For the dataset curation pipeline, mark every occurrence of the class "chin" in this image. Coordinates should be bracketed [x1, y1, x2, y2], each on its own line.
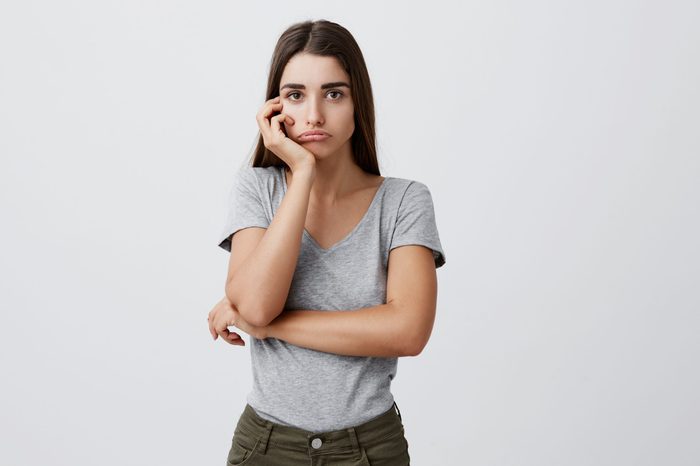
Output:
[305, 147, 333, 159]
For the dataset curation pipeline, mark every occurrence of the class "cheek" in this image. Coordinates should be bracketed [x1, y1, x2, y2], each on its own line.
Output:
[283, 105, 303, 121]
[280, 105, 294, 126]
[343, 112, 355, 133]
[331, 106, 354, 125]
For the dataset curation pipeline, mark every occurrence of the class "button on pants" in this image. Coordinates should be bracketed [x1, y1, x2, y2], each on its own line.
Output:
[225, 402, 410, 465]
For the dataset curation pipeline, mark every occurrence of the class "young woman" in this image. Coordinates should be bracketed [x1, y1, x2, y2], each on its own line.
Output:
[207, 19, 446, 465]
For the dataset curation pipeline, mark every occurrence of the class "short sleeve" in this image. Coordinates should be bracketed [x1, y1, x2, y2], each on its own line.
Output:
[216, 167, 270, 252]
[389, 181, 446, 268]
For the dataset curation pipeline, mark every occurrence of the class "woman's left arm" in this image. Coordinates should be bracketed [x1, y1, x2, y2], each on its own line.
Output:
[261, 245, 438, 358]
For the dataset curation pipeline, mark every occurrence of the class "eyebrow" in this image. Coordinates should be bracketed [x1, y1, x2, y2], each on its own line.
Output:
[280, 81, 350, 91]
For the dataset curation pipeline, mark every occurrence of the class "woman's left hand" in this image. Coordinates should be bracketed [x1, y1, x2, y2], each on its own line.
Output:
[208, 296, 268, 342]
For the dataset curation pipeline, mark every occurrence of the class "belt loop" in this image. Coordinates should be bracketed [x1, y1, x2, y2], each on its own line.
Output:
[258, 421, 273, 455]
[393, 401, 402, 421]
[347, 427, 361, 457]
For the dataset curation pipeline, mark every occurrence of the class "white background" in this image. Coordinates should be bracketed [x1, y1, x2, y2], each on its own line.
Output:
[1, 1, 698, 465]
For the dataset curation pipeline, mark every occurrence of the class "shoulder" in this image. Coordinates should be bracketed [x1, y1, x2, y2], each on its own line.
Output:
[383, 176, 434, 206]
[384, 174, 431, 191]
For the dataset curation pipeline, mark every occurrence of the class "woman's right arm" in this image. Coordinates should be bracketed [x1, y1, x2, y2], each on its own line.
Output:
[224, 95, 315, 327]
[225, 165, 314, 327]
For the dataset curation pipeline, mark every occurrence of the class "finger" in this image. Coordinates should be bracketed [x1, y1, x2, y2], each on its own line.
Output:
[227, 337, 245, 346]
[208, 314, 217, 340]
[221, 328, 244, 346]
[215, 324, 230, 341]
[274, 108, 294, 126]
[256, 99, 283, 139]
[272, 112, 294, 132]
[263, 100, 283, 123]
[256, 99, 276, 118]
[212, 315, 226, 341]
[208, 315, 214, 339]
[226, 332, 245, 346]
[256, 96, 280, 117]
[230, 331, 246, 345]
[270, 112, 287, 135]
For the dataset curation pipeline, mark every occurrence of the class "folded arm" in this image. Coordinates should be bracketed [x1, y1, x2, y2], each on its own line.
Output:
[263, 245, 439, 358]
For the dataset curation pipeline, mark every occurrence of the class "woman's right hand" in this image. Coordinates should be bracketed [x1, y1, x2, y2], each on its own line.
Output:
[256, 96, 316, 173]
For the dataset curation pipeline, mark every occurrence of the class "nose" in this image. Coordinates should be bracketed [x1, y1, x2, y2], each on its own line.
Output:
[305, 95, 324, 126]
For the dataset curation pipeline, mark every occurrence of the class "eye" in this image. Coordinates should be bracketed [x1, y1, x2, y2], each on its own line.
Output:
[284, 90, 345, 102]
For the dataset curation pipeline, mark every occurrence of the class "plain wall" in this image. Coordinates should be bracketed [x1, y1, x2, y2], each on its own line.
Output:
[1, 1, 698, 465]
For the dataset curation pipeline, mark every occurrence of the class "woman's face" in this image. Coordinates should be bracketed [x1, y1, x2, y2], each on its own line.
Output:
[279, 53, 355, 157]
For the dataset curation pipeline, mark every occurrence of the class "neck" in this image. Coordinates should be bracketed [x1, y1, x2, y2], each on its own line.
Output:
[304, 143, 369, 206]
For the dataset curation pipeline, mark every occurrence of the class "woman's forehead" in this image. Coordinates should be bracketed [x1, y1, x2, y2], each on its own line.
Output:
[280, 53, 349, 86]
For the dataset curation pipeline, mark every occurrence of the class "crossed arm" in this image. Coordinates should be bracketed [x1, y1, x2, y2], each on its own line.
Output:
[233, 245, 439, 358]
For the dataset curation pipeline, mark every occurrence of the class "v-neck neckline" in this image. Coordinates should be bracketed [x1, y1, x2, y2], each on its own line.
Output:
[280, 165, 388, 253]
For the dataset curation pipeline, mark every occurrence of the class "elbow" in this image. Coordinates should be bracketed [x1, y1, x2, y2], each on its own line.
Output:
[403, 325, 431, 357]
[232, 301, 273, 328]
[398, 328, 426, 357]
[243, 309, 273, 328]
[391, 302, 431, 357]
[225, 285, 273, 328]
[404, 339, 427, 357]
[404, 312, 435, 357]
[243, 302, 277, 327]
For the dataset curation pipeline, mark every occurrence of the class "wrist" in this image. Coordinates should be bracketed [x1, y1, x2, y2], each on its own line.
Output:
[261, 312, 288, 340]
[259, 322, 273, 339]
[291, 160, 316, 179]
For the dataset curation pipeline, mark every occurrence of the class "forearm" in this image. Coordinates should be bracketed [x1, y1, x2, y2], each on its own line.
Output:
[226, 167, 314, 326]
[265, 302, 415, 358]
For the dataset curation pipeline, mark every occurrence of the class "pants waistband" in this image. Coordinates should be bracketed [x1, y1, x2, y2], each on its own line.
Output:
[234, 402, 404, 456]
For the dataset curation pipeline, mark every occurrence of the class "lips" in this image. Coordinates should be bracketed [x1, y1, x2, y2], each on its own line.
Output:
[298, 130, 331, 142]
[299, 130, 330, 137]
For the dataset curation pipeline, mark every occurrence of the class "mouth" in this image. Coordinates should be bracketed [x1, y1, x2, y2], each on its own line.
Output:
[298, 131, 331, 142]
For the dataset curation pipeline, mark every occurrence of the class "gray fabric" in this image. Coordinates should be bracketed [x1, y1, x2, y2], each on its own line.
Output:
[217, 165, 446, 432]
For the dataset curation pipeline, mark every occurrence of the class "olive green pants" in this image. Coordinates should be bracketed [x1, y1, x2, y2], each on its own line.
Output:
[225, 402, 410, 465]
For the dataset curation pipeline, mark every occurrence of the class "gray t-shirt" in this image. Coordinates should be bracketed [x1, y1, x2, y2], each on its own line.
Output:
[217, 164, 446, 432]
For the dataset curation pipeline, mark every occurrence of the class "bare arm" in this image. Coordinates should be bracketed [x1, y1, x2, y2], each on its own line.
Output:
[226, 165, 315, 327]
[261, 245, 438, 357]
[263, 304, 410, 357]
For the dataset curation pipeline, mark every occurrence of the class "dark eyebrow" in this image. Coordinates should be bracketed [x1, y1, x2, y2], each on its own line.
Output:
[280, 81, 350, 91]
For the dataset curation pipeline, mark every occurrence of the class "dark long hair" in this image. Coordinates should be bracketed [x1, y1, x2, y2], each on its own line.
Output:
[249, 19, 379, 175]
